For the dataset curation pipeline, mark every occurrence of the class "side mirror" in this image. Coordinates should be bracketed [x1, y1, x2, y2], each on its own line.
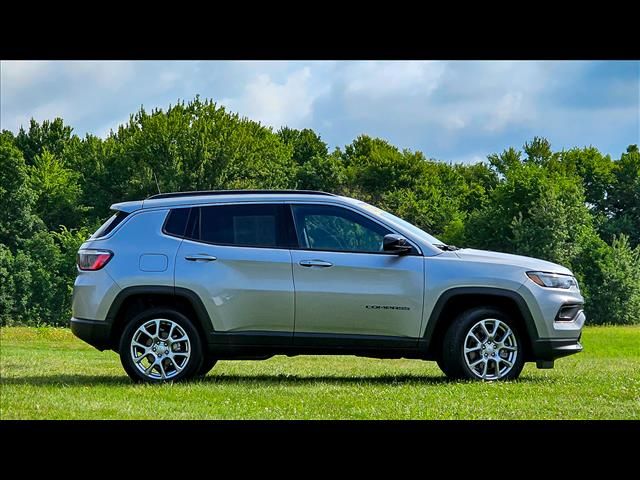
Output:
[383, 234, 412, 254]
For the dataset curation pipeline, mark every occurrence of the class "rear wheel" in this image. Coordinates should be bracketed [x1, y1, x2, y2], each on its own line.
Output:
[439, 307, 525, 381]
[119, 307, 203, 383]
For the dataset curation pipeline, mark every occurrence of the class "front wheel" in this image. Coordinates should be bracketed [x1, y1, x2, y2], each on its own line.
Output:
[119, 308, 204, 383]
[439, 307, 525, 381]
[196, 355, 218, 377]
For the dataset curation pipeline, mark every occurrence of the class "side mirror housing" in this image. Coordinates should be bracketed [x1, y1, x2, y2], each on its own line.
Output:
[383, 234, 412, 254]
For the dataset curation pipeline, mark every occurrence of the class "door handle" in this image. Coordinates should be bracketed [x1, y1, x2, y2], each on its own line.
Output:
[299, 259, 333, 268]
[185, 254, 217, 262]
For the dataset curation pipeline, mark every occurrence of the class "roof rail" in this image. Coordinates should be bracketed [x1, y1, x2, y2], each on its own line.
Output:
[146, 189, 337, 200]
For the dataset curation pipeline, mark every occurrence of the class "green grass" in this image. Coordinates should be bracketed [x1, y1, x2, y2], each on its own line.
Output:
[1, 326, 639, 419]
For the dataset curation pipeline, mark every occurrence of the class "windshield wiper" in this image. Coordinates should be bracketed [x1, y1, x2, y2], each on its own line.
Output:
[434, 244, 460, 251]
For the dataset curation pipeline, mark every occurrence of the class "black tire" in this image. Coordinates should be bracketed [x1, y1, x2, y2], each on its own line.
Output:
[436, 357, 455, 378]
[196, 355, 218, 377]
[119, 307, 204, 383]
[439, 307, 525, 381]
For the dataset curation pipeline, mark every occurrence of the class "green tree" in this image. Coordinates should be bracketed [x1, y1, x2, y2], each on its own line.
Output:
[14, 118, 73, 165]
[467, 157, 594, 268]
[554, 146, 614, 211]
[277, 127, 328, 165]
[29, 149, 86, 230]
[296, 151, 346, 192]
[0, 136, 42, 250]
[602, 145, 639, 246]
[576, 234, 640, 325]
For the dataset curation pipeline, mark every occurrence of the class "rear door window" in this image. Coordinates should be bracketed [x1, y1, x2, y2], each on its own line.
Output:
[188, 204, 296, 248]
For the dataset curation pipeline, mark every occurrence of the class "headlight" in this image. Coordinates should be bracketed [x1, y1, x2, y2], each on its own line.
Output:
[526, 271, 578, 289]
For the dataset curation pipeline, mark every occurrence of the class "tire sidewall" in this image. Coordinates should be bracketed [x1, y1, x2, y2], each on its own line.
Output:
[196, 355, 218, 377]
[119, 308, 204, 383]
[443, 307, 525, 381]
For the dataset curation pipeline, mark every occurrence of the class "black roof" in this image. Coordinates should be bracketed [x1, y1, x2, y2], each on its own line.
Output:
[147, 189, 336, 200]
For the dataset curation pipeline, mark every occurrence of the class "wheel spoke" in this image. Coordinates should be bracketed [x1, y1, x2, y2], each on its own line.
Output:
[135, 352, 152, 364]
[480, 321, 491, 339]
[158, 360, 167, 379]
[155, 319, 164, 339]
[481, 360, 488, 378]
[169, 322, 178, 339]
[493, 359, 501, 376]
[500, 358, 513, 367]
[141, 323, 155, 338]
[470, 358, 485, 368]
[167, 355, 183, 372]
[491, 320, 500, 336]
[132, 339, 149, 349]
[465, 345, 482, 353]
[500, 327, 513, 343]
[145, 359, 158, 375]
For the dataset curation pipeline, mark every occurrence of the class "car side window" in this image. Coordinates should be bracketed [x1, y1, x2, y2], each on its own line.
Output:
[291, 204, 391, 253]
[188, 204, 295, 248]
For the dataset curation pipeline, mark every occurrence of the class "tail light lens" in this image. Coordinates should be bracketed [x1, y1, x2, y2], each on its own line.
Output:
[77, 249, 113, 271]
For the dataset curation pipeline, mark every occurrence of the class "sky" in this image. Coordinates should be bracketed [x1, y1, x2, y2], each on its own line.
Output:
[1, 60, 638, 163]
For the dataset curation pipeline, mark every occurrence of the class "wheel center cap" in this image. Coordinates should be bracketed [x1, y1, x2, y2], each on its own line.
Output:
[485, 343, 495, 354]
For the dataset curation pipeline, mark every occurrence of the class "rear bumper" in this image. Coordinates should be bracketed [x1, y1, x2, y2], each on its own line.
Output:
[70, 317, 112, 351]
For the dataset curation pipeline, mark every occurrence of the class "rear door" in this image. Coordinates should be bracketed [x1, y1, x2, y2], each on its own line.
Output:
[174, 203, 297, 334]
[289, 203, 424, 338]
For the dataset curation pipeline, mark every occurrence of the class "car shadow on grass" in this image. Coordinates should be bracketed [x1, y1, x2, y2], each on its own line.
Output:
[0, 373, 554, 387]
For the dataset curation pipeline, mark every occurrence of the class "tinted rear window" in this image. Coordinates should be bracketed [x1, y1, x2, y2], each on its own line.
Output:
[163, 208, 191, 237]
[91, 211, 129, 239]
[187, 204, 295, 248]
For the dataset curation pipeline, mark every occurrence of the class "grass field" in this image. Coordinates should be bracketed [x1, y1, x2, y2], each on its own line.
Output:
[1, 325, 638, 419]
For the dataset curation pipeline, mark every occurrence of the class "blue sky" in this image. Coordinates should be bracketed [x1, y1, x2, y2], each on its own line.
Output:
[1, 60, 638, 163]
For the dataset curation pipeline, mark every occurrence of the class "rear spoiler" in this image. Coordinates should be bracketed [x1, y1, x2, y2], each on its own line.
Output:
[109, 200, 144, 213]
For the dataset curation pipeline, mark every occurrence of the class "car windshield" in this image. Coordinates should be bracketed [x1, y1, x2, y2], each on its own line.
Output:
[356, 201, 445, 246]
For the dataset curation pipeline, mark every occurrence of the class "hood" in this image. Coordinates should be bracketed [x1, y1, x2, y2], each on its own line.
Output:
[454, 248, 574, 276]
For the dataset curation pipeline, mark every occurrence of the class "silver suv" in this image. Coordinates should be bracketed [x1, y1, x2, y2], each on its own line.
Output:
[71, 190, 585, 383]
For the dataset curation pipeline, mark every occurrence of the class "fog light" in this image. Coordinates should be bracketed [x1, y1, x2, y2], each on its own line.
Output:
[556, 304, 581, 322]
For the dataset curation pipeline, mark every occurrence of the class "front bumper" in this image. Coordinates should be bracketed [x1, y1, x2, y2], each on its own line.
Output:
[70, 317, 112, 351]
[533, 336, 583, 359]
[531, 335, 583, 368]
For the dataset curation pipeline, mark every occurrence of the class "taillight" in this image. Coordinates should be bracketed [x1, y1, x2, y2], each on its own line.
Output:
[77, 249, 113, 271]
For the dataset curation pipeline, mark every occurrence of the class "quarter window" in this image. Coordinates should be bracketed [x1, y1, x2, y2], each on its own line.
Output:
[291, 204, 391, 253]
[163, 208, 191, 237]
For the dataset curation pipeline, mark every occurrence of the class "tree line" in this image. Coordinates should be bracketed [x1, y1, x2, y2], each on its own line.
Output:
[1, 96, 639, 326]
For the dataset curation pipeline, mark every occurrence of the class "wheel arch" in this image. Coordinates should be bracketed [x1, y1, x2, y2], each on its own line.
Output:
[422, 287, 539, 361]
[106, 286, 213, 351]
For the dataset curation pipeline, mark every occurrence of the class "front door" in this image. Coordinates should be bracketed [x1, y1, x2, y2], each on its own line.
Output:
[289, 204, 424, 338]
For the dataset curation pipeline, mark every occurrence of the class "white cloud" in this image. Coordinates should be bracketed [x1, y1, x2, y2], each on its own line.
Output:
[220, 66, 324, 129]
[344, 61, 445, 98]
[1, 61, 52, 92]
[485, 92, 525, 132]
[63, 60, 135, 90]
[449, 153, 487, 164]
